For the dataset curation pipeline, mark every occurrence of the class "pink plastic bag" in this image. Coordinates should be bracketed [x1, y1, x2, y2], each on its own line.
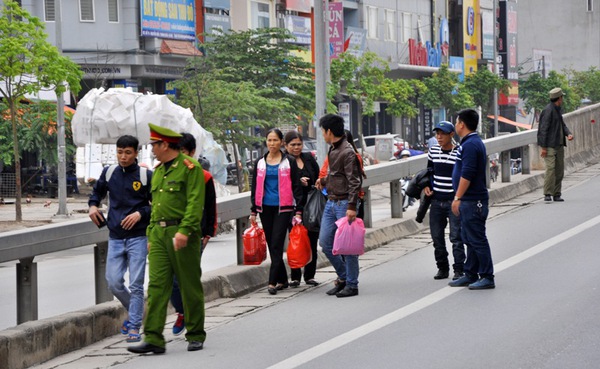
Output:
[332, 217, 366, 256]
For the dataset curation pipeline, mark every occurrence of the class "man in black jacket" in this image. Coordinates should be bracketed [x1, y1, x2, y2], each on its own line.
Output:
[88, 135, 152, 342]
[537, 88, 574, 203]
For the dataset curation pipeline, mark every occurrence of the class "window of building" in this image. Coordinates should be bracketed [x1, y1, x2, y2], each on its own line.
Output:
[108, 0, 119, 22]
[588, 0, 593, 12]
[79, 0, 95, 22]
[44, 0, 55, 22]
[385, 9, 396, 41]
[251, 1, 270, 29]
[402, 12, 412, 42]
[366, 6, 378, 39]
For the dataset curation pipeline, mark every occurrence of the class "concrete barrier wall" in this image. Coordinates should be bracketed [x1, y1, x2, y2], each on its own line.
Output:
[531, 102, 600, 170]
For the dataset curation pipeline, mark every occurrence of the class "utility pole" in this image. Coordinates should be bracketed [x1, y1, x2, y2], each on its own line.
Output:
[55, 0, 68, 216]
[493, 0, 499, 137]
[314, 0, 329, 166]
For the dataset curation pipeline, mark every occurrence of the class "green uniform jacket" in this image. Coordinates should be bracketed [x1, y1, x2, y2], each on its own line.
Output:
[148, 153, 205, 237]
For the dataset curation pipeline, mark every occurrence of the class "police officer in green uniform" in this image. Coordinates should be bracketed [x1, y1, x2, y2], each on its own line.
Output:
[128, 124, 206, 354]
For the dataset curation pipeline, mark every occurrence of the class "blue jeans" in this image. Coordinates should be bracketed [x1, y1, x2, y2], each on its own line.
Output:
[106, 236, 148, 331]
[319, 199, 360, 289]
[459, 200, 494, 279]
[429, 199, 465, 271]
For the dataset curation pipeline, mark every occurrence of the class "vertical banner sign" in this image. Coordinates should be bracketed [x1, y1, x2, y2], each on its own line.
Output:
[499, 0, 519, 105]
[481, 8, 494, 60]
[328, 2, 344, 60]
[141, 0, 196, 41]
[462, 0, 480, 76]
[339, 102, 351, 130]
[423, 108, 433, 140]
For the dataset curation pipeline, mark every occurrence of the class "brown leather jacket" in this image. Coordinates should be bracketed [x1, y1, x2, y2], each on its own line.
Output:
[321, 136, 362, 211]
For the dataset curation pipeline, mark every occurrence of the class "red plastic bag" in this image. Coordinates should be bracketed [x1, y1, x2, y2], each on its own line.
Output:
[287, 224, 312, 269]
[332, 217, 366, 256]
[243, 222, 267, 265]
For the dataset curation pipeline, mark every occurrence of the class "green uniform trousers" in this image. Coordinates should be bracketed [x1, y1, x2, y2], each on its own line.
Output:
[144, 225, 206, 347]
[543, 146, 565, 197]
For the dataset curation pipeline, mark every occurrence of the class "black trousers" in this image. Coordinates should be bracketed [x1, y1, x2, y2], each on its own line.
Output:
[260, 206, 292, 285]
[290, 229, 319, 282]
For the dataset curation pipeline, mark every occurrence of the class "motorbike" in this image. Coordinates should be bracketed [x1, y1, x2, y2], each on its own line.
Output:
[399, 177, 416, 211]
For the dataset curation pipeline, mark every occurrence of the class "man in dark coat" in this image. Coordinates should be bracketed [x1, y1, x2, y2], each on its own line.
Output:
[537, 87, 574, 203]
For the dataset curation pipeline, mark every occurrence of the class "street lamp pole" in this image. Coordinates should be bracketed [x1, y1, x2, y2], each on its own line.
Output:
[493, 0, 499, 137]
[314, 0, 329, 166]
[55, 0, 68, 216]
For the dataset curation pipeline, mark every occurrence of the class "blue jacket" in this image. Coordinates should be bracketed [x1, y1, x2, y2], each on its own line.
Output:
[452, 132, 489, 201]
[88, 163, 152, 239]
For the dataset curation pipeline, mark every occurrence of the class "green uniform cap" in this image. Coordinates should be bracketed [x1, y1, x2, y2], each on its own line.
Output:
[149, 123, 183, 143]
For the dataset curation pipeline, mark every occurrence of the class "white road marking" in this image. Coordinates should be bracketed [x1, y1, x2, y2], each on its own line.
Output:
[267, 214, 600, 369]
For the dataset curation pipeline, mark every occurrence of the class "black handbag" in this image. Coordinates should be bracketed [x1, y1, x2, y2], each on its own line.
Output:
[303, 187, 326, 233]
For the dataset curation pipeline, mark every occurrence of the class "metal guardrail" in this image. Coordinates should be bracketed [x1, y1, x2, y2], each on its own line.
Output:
[2, 101, 598, 327]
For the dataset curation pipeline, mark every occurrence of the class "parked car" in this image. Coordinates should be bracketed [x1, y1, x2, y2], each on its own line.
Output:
[354, 134, 405, 162]
[302, 138, 317, 159]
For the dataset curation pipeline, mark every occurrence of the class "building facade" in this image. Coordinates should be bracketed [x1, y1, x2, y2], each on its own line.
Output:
[518, 0, 600, 74]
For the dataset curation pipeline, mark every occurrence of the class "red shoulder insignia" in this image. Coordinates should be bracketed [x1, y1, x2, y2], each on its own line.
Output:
[183, 158, 195, 170]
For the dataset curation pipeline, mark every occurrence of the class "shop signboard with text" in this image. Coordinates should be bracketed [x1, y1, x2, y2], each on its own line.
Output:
[328, 2, 344, 60]
[462, 0, 480, 76]
[141, 0, 196, 41]
[498, 0, 518, 105]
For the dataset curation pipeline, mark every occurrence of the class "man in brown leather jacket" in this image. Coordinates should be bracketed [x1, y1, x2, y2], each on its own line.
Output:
[537, 87, 574, 203]
[315, 114, 363, 298]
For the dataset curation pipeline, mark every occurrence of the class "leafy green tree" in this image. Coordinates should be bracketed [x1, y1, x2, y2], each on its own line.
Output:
[0, 0, 82, 221]
[379, 78, 426, 119]
[420, 64, 473, 117]
[198, 27, 315, 126]
[519, 70, 579, 116]
[463, 67, 510, 135]
[567, 67, 600, 103]
[175, 28, 310, 190]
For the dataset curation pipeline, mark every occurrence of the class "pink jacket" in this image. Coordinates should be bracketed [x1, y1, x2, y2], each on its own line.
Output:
[251, 153, 303, 214]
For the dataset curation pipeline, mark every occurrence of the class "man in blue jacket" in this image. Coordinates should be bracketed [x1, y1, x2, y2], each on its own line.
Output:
[88, 135, 152, 342]
[449, 109, 495, 290]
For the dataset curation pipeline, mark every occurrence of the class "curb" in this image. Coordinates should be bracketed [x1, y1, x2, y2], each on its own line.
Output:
[2, 148, 598, 369]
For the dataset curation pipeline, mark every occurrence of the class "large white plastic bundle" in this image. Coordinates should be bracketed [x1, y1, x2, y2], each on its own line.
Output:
[72, 88, 228, 184]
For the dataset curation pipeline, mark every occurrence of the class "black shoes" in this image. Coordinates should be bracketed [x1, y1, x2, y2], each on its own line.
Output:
[336, 286, 359, 298]
[326, 280, 346, 295]
[452, 271, 464, 280]
[305, 279, 320, 286]
[267, 286, 277, 295]
[289, 280, 300, 288]
[433, 269, 449, 280]
[545, 195, 564, 202]
[127, 342, 166, 354]
[187, 341, 204, 351]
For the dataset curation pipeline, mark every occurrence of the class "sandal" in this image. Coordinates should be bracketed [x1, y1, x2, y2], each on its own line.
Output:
[305, 279, 320, 286]
[120, 320, 130, 335]
[126, 329, 141, 343]
[289, 280, 300, 288]
[268, 286, 277, 295]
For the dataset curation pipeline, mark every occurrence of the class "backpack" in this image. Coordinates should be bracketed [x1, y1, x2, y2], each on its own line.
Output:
[105, 164, 148, 186]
